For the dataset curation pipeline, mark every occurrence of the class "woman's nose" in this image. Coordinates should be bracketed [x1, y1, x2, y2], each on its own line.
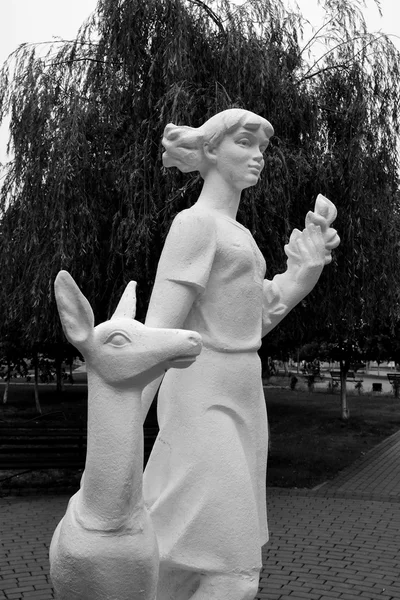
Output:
[253, 148, 263, 162]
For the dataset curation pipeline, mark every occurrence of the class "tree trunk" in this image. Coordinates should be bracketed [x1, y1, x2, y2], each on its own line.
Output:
[2, 359, 11, 404]
[3, 379, 10, 404]
[33, 353, 42, 414]
[34, 384, 42, 414]
[340, 359, 350, 420]
[69, 361, 74, 383]
[55, 355, 64, 393]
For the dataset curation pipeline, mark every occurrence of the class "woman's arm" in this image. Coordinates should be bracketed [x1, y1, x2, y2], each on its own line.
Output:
[141, 209, 217, 421]
[141, 281, 199, 421]
[262, 224, 325, 336]
[262, 195, 340, 337]
[145, 280, 199, 329]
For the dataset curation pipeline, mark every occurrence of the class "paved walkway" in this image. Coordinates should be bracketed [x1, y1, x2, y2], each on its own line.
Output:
[1, 431, 400, 600]
[314, 429, 400, 501]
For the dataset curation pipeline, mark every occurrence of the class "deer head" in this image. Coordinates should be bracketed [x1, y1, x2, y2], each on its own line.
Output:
[54, 270, 202, 387]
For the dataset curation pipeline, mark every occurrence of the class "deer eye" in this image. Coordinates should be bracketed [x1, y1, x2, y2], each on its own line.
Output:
[105, 332, 131, 347]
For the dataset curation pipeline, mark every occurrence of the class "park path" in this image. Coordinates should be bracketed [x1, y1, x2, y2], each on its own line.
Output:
[1, 431, 400, 599]
[258, 430, 400, 600]
[314, 429, 400, 500]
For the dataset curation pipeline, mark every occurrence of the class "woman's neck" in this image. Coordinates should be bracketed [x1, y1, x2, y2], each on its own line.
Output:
[196, 174, 242, 220]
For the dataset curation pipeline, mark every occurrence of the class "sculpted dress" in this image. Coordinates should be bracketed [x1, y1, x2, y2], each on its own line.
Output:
[143, 205, 270, 576]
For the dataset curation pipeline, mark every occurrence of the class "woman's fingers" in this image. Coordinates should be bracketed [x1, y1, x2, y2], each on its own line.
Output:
[305, 211, 326, 231]
[315, 194, 337, 224]
[324, 227, 340, 250]
[304, 224, 325, 256]
[284, 229, 302, 262]
[284, 244, 301, 262]
[285, 196, 339, 272]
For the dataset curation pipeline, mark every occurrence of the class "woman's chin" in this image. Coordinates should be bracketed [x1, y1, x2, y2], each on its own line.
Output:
[242, 176, 260, 189]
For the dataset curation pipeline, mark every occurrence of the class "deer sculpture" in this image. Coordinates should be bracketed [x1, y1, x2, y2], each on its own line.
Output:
[49, 270, 202, 600]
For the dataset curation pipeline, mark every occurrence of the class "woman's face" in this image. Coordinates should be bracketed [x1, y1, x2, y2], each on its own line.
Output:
[207, 126, 271, 191]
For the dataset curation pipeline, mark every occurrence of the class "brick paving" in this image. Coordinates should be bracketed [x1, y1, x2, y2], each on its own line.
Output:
[258, 491, 400, 600]
[0, 496, 66, 599]
[1, 431, 400, 599]
[314, 429, 400, 501]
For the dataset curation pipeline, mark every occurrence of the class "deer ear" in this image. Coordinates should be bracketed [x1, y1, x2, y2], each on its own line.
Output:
[112, 281, 137, 320]
[54, 271, 94, 349]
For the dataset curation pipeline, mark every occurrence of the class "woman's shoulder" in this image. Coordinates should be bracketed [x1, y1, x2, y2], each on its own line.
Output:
[158, 206, 218, 281]
[172, 206, 216, 226]
[169, 206, 217, 237]
[162, 206, 217, 258]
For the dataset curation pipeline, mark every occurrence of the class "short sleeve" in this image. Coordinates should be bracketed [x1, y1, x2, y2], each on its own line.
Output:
[155, 208, 217, 292]
[261, 278, 288, 337]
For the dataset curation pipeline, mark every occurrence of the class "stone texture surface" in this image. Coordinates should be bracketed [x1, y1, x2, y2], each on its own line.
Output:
[49, 271, 201, 600]
[142, 109, 339, 599]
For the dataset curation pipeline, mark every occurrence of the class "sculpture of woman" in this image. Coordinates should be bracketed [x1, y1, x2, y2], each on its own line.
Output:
[142, 109, 339, 600]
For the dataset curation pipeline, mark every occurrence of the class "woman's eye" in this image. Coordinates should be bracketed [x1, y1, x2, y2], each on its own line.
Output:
[106, 332, 131, 347]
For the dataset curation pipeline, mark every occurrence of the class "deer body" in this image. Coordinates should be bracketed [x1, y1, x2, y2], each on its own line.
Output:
[49, 271, 202, 600]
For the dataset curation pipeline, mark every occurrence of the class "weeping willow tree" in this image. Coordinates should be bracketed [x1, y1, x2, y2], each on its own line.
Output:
[307, 58, 400, 417]
[280, 0, 400, 417]
[0, 0, 301, 342]
[0, 0, 399, 417]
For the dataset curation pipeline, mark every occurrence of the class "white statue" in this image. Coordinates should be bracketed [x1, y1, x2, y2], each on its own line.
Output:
[49, 109, 339, 600]
[49, 270, 202, 600]
[142, 109, 340, 600]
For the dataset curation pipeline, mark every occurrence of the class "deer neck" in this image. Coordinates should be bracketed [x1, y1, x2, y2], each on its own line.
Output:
[78, 368, 145, 531]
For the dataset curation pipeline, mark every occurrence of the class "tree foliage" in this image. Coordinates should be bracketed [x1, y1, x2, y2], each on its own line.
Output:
[0, 0, 399, 385]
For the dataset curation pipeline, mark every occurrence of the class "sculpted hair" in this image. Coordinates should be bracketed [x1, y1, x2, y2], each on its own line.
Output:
[162, 124, 204, 173]
[162, 109, 274, 174]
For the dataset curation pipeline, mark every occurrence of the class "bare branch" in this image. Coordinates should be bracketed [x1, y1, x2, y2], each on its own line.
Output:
[298, 15, 336, 59]
[48, 58, 110, 67]
[297, 63, 350, 84]
[299, 32, 387, 82]
[186, 0, 225, 34]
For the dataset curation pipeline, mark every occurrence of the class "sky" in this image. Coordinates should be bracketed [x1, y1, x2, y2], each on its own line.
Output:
[0, 0, 400, 168]
[0, 0, 97, 169]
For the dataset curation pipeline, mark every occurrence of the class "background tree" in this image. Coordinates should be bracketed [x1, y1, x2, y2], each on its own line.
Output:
[0, 0, 399, 418]
[259, 0, 400, 417]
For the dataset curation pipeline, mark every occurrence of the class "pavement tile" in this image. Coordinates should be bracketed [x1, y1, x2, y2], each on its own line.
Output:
[1, 429, 400, 599]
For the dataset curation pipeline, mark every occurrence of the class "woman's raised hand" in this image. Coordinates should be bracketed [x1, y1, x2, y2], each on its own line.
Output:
[284, 223, 326, 289]
[263, 195, 340, 334]
[305, 195, 340, 264]
[285, 195, 340, 271]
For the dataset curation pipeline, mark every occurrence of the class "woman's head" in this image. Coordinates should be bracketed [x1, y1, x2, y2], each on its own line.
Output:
[162, 109, 274, 175]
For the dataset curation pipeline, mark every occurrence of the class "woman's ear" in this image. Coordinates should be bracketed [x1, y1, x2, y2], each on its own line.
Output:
[203, 141, 218, 165]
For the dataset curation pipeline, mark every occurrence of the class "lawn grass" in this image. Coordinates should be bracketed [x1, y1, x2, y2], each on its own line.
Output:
[0, 380, 399, 493]
[265, 383, 400, 488]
